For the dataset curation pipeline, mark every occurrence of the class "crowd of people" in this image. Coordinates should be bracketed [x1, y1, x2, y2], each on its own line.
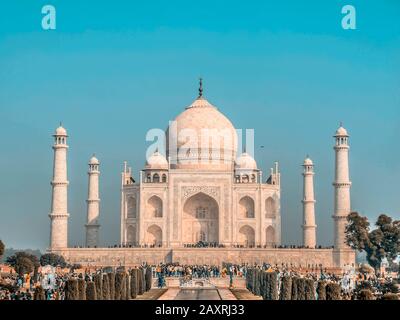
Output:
[0, 267, 109, 300]
[1, 261, 398, 300]
[153, 263, 248, 279]
[72, 243, 336, 249]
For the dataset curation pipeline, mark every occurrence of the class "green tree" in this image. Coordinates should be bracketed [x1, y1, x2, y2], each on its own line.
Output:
[0, 239, 5, 259]
[40, 253, 66, 268]
[14, 257, 34, 276]
[6, 251, 40, 277]
[346, 212, 400, 272]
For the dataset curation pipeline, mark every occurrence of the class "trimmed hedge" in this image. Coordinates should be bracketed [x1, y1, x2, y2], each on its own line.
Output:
[121, 273, 127, 300]
[265, 272, 278, 300]
[130, 269, 138, 299]
[86, 281, 97, 300]
[115, 272, 124, 300]
[316, 281, 326, 300]
[138, 268, 145, 295]
[108, 272, 115, 300]
[291, 277, 299, 300]
[245, 269, 325, 301]
[358, 289, 374, 300]
[304, 279, 315, 300]
[381, 293, 399, 300]
[34, 286, 46, 300]
[326, 283, 341, 300]
[94, 273, 103, 300]
[279, 276, 292, 300]
[125, 273, 131, 300]
[64, 279, 79, 300]
[145, 267, 153, 291]
[78, 278, 86, 300]
[254, 269, 261, 296]
[297, 278, 306, 300]
[102, 274, 111, 300]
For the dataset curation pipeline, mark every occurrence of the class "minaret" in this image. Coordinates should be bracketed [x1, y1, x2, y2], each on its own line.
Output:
[302, 156, 316, 248]
[49, 124, 70, 249]
[333, 125, 351, 249]
[85, 155, 101, 247]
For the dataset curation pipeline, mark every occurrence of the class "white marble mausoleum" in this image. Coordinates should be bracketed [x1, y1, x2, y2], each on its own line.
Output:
[48, 83, 355, 269]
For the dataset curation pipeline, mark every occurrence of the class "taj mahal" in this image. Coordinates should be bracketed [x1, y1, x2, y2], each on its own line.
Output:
[48, 82, 355, 269]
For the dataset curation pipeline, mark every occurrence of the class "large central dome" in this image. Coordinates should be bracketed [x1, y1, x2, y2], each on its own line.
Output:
[167, 89, 238, 170]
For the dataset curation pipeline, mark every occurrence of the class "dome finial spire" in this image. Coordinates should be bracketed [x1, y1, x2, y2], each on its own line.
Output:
[198, 77, 203, 98]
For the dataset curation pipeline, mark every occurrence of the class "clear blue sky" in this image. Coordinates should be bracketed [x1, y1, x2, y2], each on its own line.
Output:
[0, 0, 399, 250]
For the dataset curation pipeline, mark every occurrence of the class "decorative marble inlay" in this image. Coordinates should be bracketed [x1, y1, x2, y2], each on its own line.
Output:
[182, 186, 220, 201]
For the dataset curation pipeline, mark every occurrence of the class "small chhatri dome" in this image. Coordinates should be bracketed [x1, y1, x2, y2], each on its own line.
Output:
[89, 155, 99, 165]
[303, 157, 313, 166]
[54, 124, 67, 136]
[235, 152, 258, 170]
[335, 124, 348, 137]
[146, 151, 168, 169]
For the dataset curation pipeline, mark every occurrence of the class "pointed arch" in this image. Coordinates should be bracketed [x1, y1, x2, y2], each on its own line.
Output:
[265, 197, 276, 218]
[266, 226, 275, 247]
[153, 173, 160, 183]
[126, 225, 136, 245]
[146, 224, 162, 246]
[127, 196, 136, 218]
[182, 192, 219, 244]
[239, 196, 255, 218]
[147, 195, 163, 218]
[238, 225, 255, 247]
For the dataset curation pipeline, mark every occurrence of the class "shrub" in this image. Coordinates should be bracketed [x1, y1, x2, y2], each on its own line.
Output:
[145, 267, 153, 292]
[78, 278, 86, 300]
[355, 281, 373, 293]
[6, 252, 40, 278]
[33, 286, 46, 300]
[279, 276, 292, 300]
[40, 253, 66, 268]
[291, 277, 299, 300]
[0, 240, 5, 258]
[138, 268, 145, 295]
[304, 279, 315, 300]
[316, 281, 326, 300]
[263, 272, 278, 300]
[115, 272, 124, 300]
[297, 278, 306, 300]
[69, 264, 82, 272]
[326, 283, 341, 300]
[86, 281, 97, 300]
[254, 269, 261, 296]
[108, 272, 115, 300]
[94, 273, 103, 300]
[247, 269, 255, 293]
[102, 274, 111, 300]
[358, 289, 374, 300]
[64, 279, 79, 300]
[125, 273, 131, 300]
[381, 281, 399, 294]
[121, 273, 127, 300]
[381, 293, 399, 300]
[260, 272, 267, 300]
[130, 269, 138, 299]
